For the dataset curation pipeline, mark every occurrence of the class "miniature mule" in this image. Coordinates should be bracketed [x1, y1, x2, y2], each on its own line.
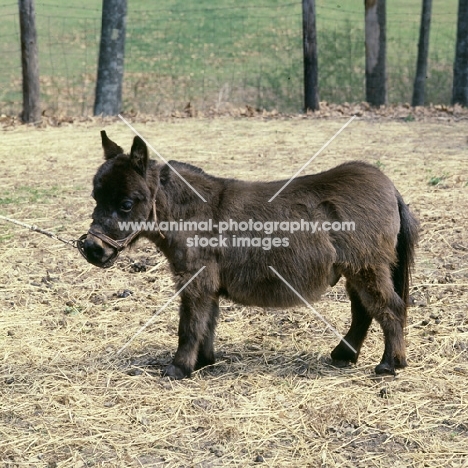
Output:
[82, 131, 419, 379]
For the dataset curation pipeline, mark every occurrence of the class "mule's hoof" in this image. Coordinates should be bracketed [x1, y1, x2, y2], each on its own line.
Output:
[331, 359, 352, 368]
[330, 345, 357, 364]
[194, 356, 215, 371]
[394, 357, 408, 369]
[375, 363, 396, 376]
[163, 364, 189, 380]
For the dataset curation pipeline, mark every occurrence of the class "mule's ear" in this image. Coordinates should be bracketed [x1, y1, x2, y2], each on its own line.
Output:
[101, 131, 124, 160]
[130, 136, 149, 176]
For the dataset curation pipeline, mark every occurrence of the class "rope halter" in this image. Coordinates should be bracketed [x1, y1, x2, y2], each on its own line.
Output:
[77, 199, 162, 268]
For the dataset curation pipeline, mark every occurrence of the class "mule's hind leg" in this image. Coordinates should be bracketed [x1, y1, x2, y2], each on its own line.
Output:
[195, 298, 219, 371]
[349, 267, 407, 375]
[164, 294, 218, 379]
[331, 282, 373, 365]
[374, 291, 408, 373]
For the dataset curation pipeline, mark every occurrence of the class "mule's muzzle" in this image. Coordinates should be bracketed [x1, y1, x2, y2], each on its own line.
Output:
[77, 232, 120, 268]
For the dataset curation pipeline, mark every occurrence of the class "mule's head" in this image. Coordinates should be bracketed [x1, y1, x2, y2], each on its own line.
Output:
[80, 131, 156, 268]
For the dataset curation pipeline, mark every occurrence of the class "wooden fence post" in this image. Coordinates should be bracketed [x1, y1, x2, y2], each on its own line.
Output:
[19, 0, 41, 123]
[365, 0, 387, 106]
[452, 0, 468, 106]
[412, 0, 432, 107]
[302, 0, 320, 111]
[94, 0, 127, 116]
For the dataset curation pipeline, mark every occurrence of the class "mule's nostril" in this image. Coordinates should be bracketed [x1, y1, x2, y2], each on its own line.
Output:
[79, 234, 118, 268]
[84, 239, 105, 259]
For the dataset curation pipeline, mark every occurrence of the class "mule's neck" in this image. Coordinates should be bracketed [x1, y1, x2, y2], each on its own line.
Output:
[149, 160, 219, 223]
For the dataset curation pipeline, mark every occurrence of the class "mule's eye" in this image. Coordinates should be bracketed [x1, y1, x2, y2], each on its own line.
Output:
[120, 200, 133, 212]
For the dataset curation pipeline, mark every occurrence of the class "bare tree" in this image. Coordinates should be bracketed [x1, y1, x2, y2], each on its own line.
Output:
[365, 0, 386, 106]
[19, 0, 41, 123]
[452, 0, 468, 106]
[302, 0, 319, 111]
[412, 0, 432, 107]
[94, 0, 127, 116]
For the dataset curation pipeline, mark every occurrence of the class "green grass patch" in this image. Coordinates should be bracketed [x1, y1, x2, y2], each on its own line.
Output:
[428, 176, 443, 186]
[0, 233, 14, 242]
[428, 174, 448, 186]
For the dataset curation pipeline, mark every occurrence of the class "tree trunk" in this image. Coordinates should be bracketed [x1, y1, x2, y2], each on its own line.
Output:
[19, 0, 41, 123]
[94, 0, 127, 116]
[452, 0, 468, 106]
[302, 0, 319, 111]
[412, 0, 432, 107]
[365, 0, 387, 106]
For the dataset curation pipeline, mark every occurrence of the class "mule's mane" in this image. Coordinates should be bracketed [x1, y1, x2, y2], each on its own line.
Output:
[158, 160, 222, 186]
[166, 160, 209, 176]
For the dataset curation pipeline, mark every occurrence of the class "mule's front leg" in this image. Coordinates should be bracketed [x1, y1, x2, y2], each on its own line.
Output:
[164, 295, 218, 379]
[195, 298, 219, 371]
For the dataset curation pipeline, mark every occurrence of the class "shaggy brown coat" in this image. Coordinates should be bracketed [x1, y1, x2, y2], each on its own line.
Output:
[82, 132, 419, 379]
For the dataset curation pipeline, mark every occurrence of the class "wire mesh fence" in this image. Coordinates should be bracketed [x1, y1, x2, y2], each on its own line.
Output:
[0, 1, 459, 117]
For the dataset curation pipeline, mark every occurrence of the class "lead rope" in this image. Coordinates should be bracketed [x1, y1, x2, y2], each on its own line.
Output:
[1, 197, 164, 268]
[0, 214, 77, 248]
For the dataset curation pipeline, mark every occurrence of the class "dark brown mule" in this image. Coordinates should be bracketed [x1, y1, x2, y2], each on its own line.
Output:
[81, 131, 419, 379]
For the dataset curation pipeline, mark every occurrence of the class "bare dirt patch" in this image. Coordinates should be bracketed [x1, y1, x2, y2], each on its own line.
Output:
[1, 115, 467, 467]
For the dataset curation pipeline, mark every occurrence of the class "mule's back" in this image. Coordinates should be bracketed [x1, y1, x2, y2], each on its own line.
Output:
[165, 161, 401, 307]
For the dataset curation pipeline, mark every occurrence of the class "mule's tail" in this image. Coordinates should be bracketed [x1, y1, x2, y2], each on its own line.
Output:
[393, 192, 419, 318]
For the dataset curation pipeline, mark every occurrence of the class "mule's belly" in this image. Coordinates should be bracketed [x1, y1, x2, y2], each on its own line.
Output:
[219, 265, 332, 308]
[221, 284, 329, 309]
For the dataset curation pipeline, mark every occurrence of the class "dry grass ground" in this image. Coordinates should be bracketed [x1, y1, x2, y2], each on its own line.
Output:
[0, 113, 467, 467]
